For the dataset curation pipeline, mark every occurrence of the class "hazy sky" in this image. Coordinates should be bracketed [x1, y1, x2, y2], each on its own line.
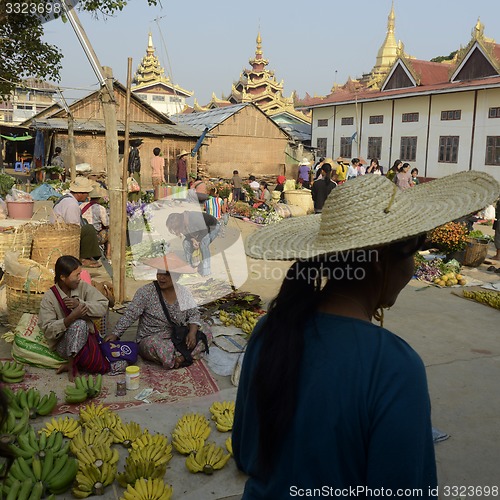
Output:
[41, 0, 500, 106]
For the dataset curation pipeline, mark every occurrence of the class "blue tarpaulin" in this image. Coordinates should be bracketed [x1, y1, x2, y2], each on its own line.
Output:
[29, 184, 62, 201]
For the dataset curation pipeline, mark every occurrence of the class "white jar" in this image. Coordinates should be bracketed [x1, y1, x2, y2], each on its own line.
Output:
[125, 365, 140, 390]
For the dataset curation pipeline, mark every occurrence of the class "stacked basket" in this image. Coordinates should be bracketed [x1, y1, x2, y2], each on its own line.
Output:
[31, 222, 80, 269]
[0, 224, 34, 264]
[5, 259, 54, 327]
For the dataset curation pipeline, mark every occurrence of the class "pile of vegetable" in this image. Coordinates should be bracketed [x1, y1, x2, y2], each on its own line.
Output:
[414, 255, 467, 287]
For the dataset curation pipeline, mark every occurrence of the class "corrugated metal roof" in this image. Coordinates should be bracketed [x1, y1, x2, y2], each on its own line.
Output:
[277, 122, 311, 142]
[28, 118, 201, 138]
[171, 103, 248, 131]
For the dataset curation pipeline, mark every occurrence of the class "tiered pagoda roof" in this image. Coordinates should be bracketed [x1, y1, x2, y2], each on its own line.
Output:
[190, 33, 310, 124]
[132, 33, 193, 97]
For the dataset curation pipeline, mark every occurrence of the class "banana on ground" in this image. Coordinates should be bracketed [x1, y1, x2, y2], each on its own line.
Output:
[120, 477, 173, 500]
[185, 442, 231, 475]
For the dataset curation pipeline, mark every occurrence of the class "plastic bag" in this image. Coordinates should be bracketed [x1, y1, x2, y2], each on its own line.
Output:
[6, 188, 32, 202]
[127, 176, 140, 193]
[30, 183, 62, 201]
[0, 198, 7, 219]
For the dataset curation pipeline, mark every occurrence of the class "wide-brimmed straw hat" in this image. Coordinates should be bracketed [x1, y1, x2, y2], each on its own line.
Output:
[245, 171, 500, 260]
[89, 185, 108, 199]
[298, 158, 311, 166]
[142, 253, 196, 274]
[177, 150, 190, 158]
[69, 176, 94, 193]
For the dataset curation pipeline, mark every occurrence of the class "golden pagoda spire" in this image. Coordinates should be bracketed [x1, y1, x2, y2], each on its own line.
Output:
[147, 32, 154, 53]
[372, 2, 399, 78]
[256, 32, 262, 56]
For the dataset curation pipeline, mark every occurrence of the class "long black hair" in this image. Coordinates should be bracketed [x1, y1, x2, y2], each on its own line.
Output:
[54, 255, 82, 283]
[251, 236, 425, 475]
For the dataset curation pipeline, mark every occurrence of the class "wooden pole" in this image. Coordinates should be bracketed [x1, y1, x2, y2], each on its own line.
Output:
[120, 58, 133, 303]
[67, 113, 76, 181]
[101, 66, 124, 303]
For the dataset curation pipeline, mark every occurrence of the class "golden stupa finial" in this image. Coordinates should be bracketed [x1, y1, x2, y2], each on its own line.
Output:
[473, 18, 484, 40]
[388, 0, 395, 33]
[256, 32, 262, 56]
[146, 32, 155, 56]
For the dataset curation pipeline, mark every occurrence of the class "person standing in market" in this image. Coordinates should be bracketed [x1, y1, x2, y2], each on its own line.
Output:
[151, 147, 166, 189]
[51, 146, 65, 180]
[296, 158, 311, 189]
[128, 139, 142, 202]
[492, 198, 500, 261]
[231, 170, 242, 202]
[176, 150, 189, 186]
[335, 157, 348, 184]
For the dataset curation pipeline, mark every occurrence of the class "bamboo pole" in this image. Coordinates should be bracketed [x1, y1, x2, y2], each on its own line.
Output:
[67, 113, 76, 181]
[101, 66, 124, 303]
[120, 58, 133, 303]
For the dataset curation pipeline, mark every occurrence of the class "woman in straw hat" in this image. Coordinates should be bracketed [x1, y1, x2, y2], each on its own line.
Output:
[233, 172, 499, 497]
[107, 253, 211, 369]
[80, 185, 110, 258]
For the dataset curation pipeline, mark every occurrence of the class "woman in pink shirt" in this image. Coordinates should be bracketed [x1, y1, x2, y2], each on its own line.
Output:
[395, 162, 414, 190]
[150, 147, 165, 188]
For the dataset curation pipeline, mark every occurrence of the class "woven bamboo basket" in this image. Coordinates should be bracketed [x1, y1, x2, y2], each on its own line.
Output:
[462, 238, 489, 267]
[284, 190, 314, 214]
[5, 263, 54, 327]
[0, 224, 34, 263]
[31, 222, 81, 269]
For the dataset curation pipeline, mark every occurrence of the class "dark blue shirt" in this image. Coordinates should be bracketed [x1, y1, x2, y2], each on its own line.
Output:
[233, 313, 437, 499]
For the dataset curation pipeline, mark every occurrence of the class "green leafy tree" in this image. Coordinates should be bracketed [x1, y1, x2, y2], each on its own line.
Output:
[0, 0, 157, 99]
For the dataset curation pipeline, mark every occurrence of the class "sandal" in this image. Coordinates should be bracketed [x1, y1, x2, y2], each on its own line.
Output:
[486, 266, 497, 272]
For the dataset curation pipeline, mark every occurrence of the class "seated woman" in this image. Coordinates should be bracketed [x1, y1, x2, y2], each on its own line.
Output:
[107, 254, 211, 369]
[38, 255, 123, 381]
[252, 181, 272, 209]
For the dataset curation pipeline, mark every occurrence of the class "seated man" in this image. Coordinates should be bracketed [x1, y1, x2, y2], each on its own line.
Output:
[52, 176, 102, 268]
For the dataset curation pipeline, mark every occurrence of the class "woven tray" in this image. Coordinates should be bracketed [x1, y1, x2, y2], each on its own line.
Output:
[31, 222, 80, 269]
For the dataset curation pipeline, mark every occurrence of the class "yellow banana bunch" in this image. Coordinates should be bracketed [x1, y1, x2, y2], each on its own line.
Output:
[79, 403, 113, 424]
[210, 401, 235, 432]
[463, 290, 500, 310]
[70, 427, 114, 455]
[120, 477, 173, 500]
[117, 456, 167, 487]
[173, 413, 211, 440]
[185, 442, 231, 475]
[83, 412, 122, 433]
[171, 431, 205, 455]
[111, 421, 143, 447]
[218, 309, 260, 334]
[72, 461, 116, 498]
[1, 331, 15, 343]
[75, 443, 119, 470]
[225, 436, 233, 456]
[40, 416, 81, 438]
[129, 436, 172, 467]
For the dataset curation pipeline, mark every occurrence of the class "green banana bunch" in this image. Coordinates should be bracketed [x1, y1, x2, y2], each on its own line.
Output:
[79, 402, 112, 424]
[70, 427, 114, 455]
[75, 374, 103, 398]
[2, 478, 35, 500]
[75, 443, 119, 470]
[185, 442, 231, 475]
[129, 433, 172, 467]
[44, 455, 79, 495]
[0, 360, 26, 384]
[173, 413, 211, 440]
[117, 456, 167, 487]
[121, 477, 173, 500]
[463, 290, 500, 309]
[209, 401, 235, 432]
[40, 416, 81, 439]
[111, 421, 143, 447]
[0, 407, 29, 444]
[3, 387, 25, 419]
[72, 461, 116, 498]
[65, 384, 89, 405]
[12, 388, 57, 419]
[10, 428, 69, 461]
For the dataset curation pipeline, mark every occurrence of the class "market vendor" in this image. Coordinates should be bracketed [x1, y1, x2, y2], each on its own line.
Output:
[106, 254, 211, 369]
[52, 176, 102, 268]
[166, 211, 221, 276]
[38, 256, 124, 381]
